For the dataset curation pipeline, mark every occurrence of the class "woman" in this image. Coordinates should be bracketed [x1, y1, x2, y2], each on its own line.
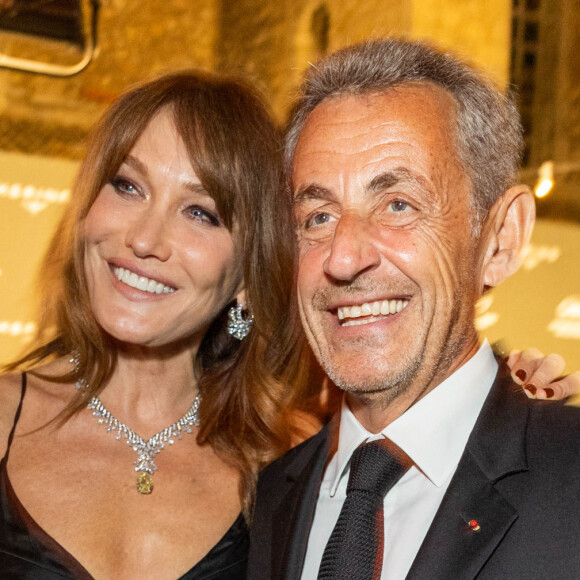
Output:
[0, 70, 306, 579]
[0, 70, 574, 580]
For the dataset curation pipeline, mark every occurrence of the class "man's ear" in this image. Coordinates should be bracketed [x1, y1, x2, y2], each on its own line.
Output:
[481, 184, 536, 289]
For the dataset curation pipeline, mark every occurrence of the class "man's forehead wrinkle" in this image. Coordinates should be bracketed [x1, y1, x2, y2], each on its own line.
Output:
[342, 117, 413, 145]
[302, 110, 369, 142]
[301, 104, 404, 149]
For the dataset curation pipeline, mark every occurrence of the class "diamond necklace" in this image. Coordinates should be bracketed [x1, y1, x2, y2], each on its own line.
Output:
[87, 392, 200, 495]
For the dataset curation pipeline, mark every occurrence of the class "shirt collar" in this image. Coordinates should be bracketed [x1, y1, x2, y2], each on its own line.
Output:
[328, 341, 498, 496]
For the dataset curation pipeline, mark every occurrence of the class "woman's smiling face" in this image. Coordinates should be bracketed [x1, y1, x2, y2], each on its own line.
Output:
[83, 108, 244, 350]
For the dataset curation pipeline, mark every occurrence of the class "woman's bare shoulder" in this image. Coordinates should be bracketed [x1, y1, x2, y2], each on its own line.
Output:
[0, 357, 73, 457]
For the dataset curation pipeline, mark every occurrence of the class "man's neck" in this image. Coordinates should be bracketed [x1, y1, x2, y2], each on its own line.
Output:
[347, 338, 482, 433]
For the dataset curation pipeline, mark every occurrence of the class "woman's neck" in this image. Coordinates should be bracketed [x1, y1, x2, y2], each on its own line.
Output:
[94, 344, 199, 436]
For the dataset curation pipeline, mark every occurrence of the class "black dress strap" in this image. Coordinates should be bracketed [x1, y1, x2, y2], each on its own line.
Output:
[4, 373, 27, 462]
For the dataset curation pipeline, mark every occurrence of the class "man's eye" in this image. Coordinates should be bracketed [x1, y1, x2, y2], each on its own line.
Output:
[306, 212, 333, 229]
[389, 200, 410, 212]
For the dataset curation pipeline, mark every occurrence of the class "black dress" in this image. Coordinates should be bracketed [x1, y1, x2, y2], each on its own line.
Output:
[0, 374, 248, 579]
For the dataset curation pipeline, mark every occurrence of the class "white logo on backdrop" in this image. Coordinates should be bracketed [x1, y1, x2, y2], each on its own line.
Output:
[548, 296, 580, 340]
[475, 294, 500, 331]
[0, 320, 36, 337]
[521, 243, 561, 270]
[0, 182, 70, 214]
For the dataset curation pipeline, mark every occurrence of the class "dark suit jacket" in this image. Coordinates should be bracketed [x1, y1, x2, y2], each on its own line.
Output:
[248, 370, 580, 579]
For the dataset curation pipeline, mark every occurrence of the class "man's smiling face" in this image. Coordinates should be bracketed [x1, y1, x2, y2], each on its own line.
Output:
[292, 83, 484, 411]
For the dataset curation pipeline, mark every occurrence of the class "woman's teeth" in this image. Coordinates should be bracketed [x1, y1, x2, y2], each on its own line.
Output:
[114, 267, 175, 294]
[338, 299, 409, 325]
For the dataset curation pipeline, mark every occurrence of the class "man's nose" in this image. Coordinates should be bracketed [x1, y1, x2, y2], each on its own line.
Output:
[125, 209, 171, 261]
[323, 213, 380, 281]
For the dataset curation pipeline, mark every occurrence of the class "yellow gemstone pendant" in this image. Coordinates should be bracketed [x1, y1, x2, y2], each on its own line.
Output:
[137, 472, 154, 494]
[87, 392, 200, 496]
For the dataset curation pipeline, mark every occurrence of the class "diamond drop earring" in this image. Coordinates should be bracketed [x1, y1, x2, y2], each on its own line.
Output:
[227, 303, 254, 340]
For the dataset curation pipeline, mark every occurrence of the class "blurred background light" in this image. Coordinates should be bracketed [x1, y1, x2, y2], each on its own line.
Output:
[535, 160, 554, 198]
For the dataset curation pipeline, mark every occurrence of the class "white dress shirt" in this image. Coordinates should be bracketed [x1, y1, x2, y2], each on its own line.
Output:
[301, 341, 498, 580]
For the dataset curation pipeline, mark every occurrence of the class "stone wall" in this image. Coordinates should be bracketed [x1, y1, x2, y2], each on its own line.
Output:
[0, 0, 218, 158]
[511, 0, 580, 220]
[217, 0, 509, 124]
[0, 0, 514, 150]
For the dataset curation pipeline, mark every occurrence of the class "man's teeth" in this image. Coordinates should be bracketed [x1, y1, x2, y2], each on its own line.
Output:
[338, 299, 409, 325]
[113, 267, 175, 294]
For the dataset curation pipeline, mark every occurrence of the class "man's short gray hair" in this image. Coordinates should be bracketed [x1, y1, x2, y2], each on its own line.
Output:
[285, 38, 524, 223]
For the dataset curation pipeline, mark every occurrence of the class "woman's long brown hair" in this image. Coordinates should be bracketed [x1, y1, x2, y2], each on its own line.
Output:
[5, 70, 308, 515]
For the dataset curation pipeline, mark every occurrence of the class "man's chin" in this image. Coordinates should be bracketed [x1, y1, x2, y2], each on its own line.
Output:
[325, 360, 422, 401]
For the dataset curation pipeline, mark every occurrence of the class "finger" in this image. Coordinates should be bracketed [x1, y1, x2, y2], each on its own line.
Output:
[535, 370, 580, 401]
[526, 352, 566, 383]
[509, 347, 546, 385]
[506, 349, 521, 373]
[520, 352, 566, 399]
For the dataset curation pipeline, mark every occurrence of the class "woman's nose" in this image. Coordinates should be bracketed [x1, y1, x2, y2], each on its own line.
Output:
[125, 209, 171, 261]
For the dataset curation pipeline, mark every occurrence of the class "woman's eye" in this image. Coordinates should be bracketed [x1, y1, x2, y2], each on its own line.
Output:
[187, 206, 220, 226]
[110, 177, 139, 196]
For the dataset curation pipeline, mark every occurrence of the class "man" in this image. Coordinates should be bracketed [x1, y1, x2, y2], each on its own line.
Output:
[248, 38, 580, 579]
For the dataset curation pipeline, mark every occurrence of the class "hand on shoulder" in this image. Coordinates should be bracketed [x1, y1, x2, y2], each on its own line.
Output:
[507, 348, 580, 401]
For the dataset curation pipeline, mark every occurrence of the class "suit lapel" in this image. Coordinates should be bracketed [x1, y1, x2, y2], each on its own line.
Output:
[408, 370, 530, 580]
[270, 423, 334, 580]
[406, 451, 519, 580]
